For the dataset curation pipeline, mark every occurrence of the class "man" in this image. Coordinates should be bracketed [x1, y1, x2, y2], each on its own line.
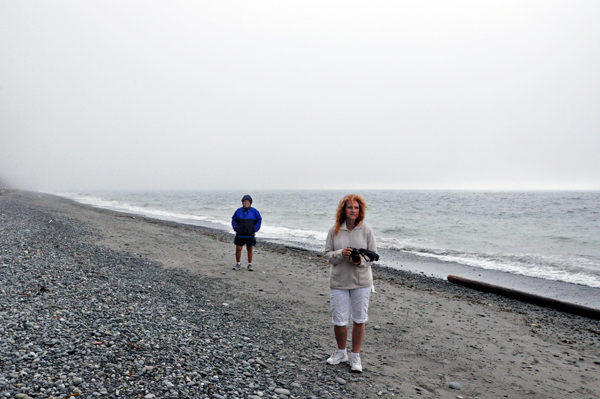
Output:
[231, 195, 262, 271]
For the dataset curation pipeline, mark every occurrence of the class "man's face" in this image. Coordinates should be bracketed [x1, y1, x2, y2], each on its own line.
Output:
[243, 200, 251, 208]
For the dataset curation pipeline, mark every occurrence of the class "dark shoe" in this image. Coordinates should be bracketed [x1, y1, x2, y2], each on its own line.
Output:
[247, 264, 254, 271]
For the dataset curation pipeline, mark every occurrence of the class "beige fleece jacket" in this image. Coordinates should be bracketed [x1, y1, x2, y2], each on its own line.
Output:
[324, 222, 377, 289]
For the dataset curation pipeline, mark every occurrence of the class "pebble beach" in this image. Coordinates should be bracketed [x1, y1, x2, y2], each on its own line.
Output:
[2, 190, 600, 399]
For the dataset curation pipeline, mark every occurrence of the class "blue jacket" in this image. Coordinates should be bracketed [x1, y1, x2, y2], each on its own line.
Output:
[232, 207, 262, 237]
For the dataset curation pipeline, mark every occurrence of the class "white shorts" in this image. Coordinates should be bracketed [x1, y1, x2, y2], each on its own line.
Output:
[330, 287, 371, 326]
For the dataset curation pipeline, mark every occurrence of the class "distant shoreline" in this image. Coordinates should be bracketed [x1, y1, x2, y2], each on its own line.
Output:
[46, 189, 600, 310]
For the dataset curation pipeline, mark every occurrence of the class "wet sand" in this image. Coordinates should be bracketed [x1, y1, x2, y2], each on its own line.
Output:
[382, 249, 600, 310]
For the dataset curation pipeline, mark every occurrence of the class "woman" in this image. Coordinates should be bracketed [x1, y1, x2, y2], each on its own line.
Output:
[324, 194, 377, 373]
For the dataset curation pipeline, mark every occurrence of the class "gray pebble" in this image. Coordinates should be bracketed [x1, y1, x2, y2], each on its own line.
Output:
[449, 381, 462, 390]
[274, 388, 291, 395]
[414, 385, 430, 393]
[336, 377, 347, 385]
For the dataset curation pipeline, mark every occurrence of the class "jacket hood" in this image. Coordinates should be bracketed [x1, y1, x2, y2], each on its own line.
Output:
[241, 195, 253, 204]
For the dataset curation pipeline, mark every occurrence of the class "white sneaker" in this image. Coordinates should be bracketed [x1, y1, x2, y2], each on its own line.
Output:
[350, 354, 363, 372]
[326, 349, 348, 365]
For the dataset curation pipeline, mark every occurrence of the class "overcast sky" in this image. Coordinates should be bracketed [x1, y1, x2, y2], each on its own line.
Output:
[1, 1, 599, 191]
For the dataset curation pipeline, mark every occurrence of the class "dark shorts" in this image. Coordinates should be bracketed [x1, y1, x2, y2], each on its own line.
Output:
[234, 236, 256, 247]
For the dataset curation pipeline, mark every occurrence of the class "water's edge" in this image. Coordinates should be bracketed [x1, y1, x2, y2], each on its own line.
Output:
[52, 191, 600, 310]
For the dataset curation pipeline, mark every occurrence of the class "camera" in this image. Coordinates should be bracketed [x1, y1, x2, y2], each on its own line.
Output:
[349, 248, 380, 264]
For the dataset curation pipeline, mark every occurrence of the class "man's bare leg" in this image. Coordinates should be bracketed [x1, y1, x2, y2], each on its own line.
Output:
[235, 246, 243, 263]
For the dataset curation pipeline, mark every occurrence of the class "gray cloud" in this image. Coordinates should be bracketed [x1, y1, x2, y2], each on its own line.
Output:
[1, 1, 599, 191]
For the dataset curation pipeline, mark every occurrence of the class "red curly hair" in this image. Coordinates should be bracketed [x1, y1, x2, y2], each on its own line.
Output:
[333, 194, 368, 236]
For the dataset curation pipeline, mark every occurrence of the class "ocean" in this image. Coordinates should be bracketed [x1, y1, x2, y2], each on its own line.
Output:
[55, 190, 600, 306]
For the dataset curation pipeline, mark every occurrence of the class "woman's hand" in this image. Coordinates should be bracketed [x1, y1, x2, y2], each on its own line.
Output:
[341, 248, 353, 258]
[342, 248, 361, 265]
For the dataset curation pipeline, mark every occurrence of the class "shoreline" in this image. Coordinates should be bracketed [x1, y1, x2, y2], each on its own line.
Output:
[2, 190, 600, 398]
[53, 190, 600, 310]
[381, 249, 600, 310]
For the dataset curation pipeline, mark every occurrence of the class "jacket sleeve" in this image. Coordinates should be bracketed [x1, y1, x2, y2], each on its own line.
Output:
[253, 209, 262, 232]
[324, 228, 344, 265]
[231, 210, 238, 232]
[357, 226, 378, 268]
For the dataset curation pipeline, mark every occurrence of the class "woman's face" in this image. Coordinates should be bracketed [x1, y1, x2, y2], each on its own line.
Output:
[345, 200, 360, 221]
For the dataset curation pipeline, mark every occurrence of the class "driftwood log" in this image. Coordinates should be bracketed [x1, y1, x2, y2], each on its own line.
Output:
[447, 274, 600, 320]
